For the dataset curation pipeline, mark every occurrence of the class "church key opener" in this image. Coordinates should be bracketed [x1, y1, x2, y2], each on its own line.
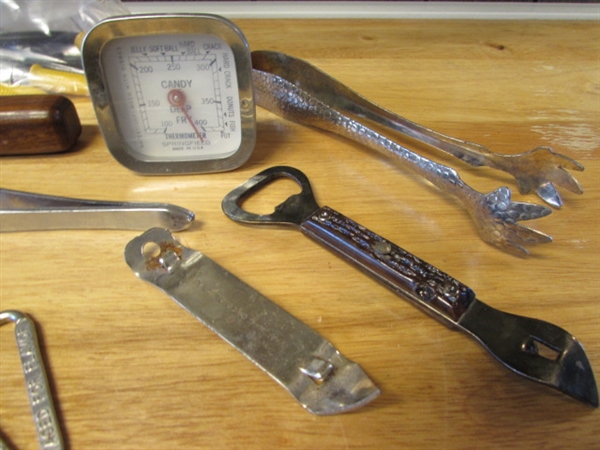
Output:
[221, 166, 598, 407]
[124, 228, 380, 415]
[0, 311, 64, 450]
[0, 188, 194, 232]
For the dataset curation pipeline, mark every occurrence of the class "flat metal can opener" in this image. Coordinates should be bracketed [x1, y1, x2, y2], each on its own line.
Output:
[222, 166, 598, 408]
[125, 228, 380, 415]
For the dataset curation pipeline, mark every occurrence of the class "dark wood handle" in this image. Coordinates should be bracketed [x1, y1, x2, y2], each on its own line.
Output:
[301, 206, 475, 325]
[0, 95, 82, 155]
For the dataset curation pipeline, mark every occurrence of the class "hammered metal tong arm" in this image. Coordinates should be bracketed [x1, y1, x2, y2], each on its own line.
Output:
[252, 69, 552, 256]
[222, 166, 598, 407]
[252, 51, 584, 208]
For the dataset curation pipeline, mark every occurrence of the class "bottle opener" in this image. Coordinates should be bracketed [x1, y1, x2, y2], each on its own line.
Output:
[0, 311, 64, 450]
[0, 188, 194, 232]
[221, 166, 598, 407]
[124, 228, 380, 415]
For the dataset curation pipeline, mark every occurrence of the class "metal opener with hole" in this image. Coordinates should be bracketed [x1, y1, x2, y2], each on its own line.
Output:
[0, 188, 194, 232]
[221, 166, 598, 407]
[124, 228, 380, 415]
[0, 311, 64, 450]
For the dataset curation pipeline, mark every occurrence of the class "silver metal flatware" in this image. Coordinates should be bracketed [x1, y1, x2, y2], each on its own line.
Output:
[222, 166, 598, 407]
[252, 50, 584, 209]
[124, 228, 380, 415]
[0, 188, 194, 232]
[251, 52, 579, 256]
[0, 310, 64, 450]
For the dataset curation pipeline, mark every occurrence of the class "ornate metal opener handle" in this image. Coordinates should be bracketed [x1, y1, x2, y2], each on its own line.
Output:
[222, 166, 598, 407]
[252, 50, 584, 209]
[125, 228, 380, 415]
[252, 61, 560, 256]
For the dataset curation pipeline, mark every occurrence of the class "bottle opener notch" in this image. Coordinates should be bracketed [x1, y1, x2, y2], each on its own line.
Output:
[222, 166, 598, 408]
[125, 228, 380, 415]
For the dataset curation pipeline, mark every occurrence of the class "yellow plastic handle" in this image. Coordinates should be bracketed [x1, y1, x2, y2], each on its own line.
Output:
[0, 83, 47, 96]
[28, 64, 89, 96]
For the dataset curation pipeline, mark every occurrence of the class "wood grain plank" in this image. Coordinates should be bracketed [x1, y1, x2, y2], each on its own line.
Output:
[1, 19, 598, 450]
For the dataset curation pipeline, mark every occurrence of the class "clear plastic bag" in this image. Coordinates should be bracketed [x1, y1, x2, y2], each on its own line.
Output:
[0, 0, 130, 95]
[1, 0, 129, 35]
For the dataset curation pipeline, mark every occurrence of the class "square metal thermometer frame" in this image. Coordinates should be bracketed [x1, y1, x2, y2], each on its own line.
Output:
[82, 14, 256, 174]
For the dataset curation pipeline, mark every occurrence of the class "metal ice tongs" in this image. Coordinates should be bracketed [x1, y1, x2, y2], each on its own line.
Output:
[251, 51, 585, 256]
[0, 188, 194, 232]
[222, 166, 598, 407]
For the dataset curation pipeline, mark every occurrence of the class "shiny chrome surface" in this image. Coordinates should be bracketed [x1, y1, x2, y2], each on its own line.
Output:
[222, 166, 598, 407]
[0, 311, 64, 450]
[0, 188, 194, 232]
[250, 53, 580, 255]
[124, 228, 380, 415]
[82, 14, 256, 174]
[252, 50, 584, 209]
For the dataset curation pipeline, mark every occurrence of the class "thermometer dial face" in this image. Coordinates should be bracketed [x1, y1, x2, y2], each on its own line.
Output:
[83, 14, 255, 174]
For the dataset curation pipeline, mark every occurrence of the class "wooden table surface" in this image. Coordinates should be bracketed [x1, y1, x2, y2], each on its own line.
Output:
[1, 19, 598, 449]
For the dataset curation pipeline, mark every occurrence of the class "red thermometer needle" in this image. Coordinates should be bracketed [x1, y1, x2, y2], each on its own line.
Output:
[167, 89, 204, 142]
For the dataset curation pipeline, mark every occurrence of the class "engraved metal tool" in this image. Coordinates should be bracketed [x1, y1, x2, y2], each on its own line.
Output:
[124, 228, 380, 415]
[222, 166, 598, 407]
[0, 188, 194, 232]
[252, 51, 584, 209]
[251, 58, 561, 256]
[0, 310, 64, 450]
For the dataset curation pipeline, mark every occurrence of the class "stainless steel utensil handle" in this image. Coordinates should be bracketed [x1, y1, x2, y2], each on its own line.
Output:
[301, 206, 475, 326]
[0, 311, 64, 450]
